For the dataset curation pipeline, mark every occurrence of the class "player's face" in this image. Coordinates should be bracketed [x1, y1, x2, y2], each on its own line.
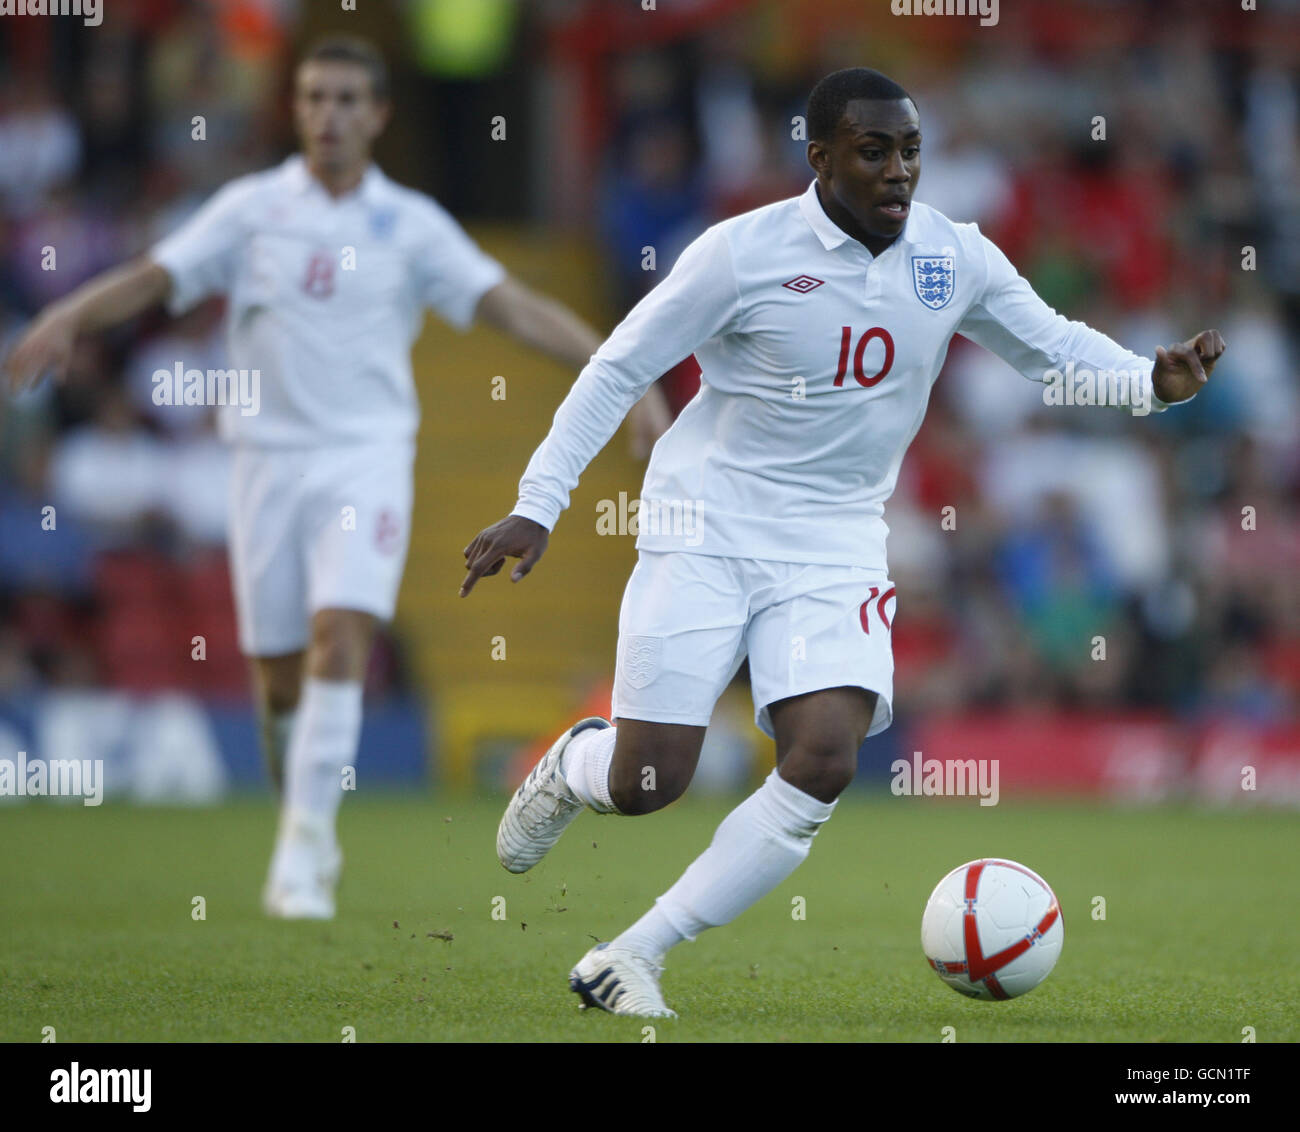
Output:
[294, 61, 389, 174]
[811, 98, 921, 248]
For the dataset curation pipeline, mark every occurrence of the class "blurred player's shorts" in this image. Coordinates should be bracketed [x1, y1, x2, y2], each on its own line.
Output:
[228, 441, 416, 655]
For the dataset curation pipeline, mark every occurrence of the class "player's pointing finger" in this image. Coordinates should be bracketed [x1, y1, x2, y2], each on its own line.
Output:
[459, 546, 500, 597]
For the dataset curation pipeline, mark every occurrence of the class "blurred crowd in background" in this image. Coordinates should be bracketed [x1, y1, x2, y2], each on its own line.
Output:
[0, 0, 1296, 731]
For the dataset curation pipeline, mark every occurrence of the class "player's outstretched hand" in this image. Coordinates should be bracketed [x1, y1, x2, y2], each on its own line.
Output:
[3, 309, 77, 394]
[1152, 330, 1225, 405]
[460, 515, 549, 597]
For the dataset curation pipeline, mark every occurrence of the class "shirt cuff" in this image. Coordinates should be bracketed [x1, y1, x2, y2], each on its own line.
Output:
[147, 251, 194, 317]
[510, 500, 560, 532]
[447, 260, 507, 331]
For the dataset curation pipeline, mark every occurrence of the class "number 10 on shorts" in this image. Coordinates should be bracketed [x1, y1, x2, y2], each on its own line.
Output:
[859, 585, 896, 635]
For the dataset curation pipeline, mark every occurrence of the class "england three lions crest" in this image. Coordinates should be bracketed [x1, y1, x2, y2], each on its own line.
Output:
[912, 255, 955, 310]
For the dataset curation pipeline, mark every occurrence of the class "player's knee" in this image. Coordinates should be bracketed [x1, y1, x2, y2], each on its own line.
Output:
[609, 743, 695, 815]
[779, 740, 858, 802]
[307, 613, 373, 680]
[251, 657, 302, 715]
[263, 683, 300, 715]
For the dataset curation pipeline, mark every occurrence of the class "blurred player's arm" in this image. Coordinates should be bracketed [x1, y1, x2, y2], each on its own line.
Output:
[475, 276, 672, 459]
[460, 224, 742, 596]
[6, 179, 251, 395]
[957, 234, 1224, 413]
[3, 257, 171, 392]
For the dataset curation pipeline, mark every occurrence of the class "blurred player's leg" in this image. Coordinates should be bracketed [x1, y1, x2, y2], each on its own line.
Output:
[229, 442, 312, 779]
[264, 608, 374, 919]
[249, 652, 305, 793]
[261, 440, 413, 919]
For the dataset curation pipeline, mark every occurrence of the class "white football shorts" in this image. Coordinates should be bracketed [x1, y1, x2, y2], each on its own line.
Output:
[611, 549, 896, 739]
[227, 441, 415, 655]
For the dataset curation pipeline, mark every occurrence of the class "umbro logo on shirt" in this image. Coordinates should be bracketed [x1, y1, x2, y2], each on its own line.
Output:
[782, 275, 824, 293]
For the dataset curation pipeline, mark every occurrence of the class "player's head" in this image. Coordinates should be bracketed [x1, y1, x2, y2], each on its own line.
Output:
[806, 68, 920, 243]
[294, 36, 392, 175]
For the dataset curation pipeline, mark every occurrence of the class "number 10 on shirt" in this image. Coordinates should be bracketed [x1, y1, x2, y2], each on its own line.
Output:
[833, 325, 895, 388]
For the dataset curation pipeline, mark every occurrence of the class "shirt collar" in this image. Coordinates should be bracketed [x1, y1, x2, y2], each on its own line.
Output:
[284, 154, 384, 203]
[798, 178, 913, 255]
[799, 179, 850, 250]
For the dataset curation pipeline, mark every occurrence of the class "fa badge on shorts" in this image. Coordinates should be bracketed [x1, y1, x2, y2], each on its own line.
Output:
[622, 636, 663, 690]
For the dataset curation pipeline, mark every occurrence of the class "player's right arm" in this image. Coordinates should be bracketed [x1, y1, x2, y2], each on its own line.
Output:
[459, 223, 744, 597]
[5, 177, 253, 394]
[3, 257, 171, 393]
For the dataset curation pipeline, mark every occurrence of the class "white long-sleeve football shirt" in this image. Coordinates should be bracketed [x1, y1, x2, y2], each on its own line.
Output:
[512, 179, 1161, 569]
[150, 154, 506, 448]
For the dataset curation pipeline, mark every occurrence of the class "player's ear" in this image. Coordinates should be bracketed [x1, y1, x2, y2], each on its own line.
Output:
[807, 138, 829, 176]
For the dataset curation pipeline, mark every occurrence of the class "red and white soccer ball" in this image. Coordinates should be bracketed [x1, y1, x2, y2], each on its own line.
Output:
[921, 858, 1064, 1000]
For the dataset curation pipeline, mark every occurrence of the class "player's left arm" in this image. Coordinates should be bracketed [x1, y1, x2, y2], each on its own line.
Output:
[957, 233, 1226, 413]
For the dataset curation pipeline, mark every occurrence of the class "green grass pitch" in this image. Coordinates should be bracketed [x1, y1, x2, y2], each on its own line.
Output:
[2, 792, 1296, 1042]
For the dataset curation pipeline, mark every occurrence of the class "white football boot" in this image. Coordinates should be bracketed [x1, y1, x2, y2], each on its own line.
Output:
[569, 943, 677, 1018]
[262, 812, 341, 920]
[496, 716, 611, 874]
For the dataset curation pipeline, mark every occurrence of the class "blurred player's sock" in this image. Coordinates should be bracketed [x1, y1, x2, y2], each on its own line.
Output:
[613, 768, 835, 961]
[259, 708, 296, 793]
[284, 678, 364, 829]
[265, 679, 362, 917]
[561, 722, 618, 813]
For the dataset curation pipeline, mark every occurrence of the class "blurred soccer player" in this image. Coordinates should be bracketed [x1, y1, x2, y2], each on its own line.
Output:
[462, 67, 1226, 1016]
[5, 36, 669, 919]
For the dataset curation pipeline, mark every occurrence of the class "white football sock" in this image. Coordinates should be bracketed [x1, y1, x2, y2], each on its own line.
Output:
[282, 678, 363, 836]
[259, 707, 296, 791]
[561, 723, 619, 813]
[613, 768, 835, 961]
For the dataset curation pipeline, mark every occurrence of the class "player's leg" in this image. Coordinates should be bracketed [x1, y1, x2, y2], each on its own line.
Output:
[572, 563, 894, 1015]
[248, 651, 305, 793]
[495, 717, 706, 873]
[564, 550, 748, 816]
[770, 685, 874, 801]
[608, 718, 705, 814]
[606, 686, 874, 965]
[496, 551, 744, 873]
[571, 685, 875, 1017]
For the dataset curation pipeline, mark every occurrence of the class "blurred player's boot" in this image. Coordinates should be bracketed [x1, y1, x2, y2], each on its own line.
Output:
[568, 943, 677, 1018]
[496, 717, 610, 873]
[262, 811, 341, 920]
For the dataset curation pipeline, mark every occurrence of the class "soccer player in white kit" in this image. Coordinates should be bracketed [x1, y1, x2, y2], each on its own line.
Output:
[462, 68, 1226, 1016]
[4, 37, 668, 920]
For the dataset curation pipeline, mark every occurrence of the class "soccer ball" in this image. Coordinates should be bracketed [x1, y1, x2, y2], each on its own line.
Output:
[921, 858, 1064, 1000]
